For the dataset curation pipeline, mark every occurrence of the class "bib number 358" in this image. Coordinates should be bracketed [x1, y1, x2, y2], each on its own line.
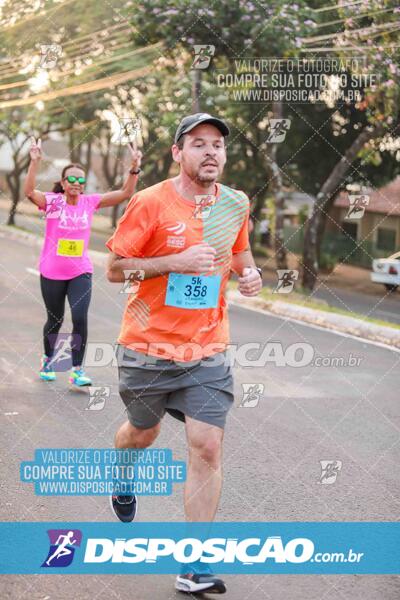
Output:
[165, 273, 221, 309]
[184, 277, 208, 298]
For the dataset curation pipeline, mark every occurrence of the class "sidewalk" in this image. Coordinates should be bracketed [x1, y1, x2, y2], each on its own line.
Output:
[254, 248, 379, 296]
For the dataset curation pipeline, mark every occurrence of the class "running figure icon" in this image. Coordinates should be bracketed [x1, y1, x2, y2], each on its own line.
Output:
[45, 531, 77, 566]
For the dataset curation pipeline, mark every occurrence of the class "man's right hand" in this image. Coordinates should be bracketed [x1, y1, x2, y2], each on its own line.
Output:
[175, 243, 216, 273]
[29, 136, 42, 162]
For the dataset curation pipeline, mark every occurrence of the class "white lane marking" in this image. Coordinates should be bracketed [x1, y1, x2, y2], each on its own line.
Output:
[26, 267, 40, 276]
[230, 301, 400, 354]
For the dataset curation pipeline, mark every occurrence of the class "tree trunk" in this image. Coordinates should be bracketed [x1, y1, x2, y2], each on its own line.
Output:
[191, 69, 202, 112]
[249, 184, 267, 249]
[111, 204, 121, 228]
[268, 101, 287, 270]
[83, 139, 92, 174]
[69, 129, 81, 163]
[302, 124, 384, 290]
[6, 172, 20, 226]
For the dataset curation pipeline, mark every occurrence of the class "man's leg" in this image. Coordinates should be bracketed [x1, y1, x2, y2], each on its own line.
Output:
[175, 417, 227, 594]
[115, 420, 160, 449]
[184, 416, 224, 522]
[111, 421, 161, 522]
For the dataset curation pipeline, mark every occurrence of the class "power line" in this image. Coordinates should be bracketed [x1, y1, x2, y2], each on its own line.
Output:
[313, 7, 396, 29]
[0, 25, 136, 77]
[300, 43, 400, 52]
[312, 1, 366, 13]
[0, 0, 82, 30]
[302, 20, 400, 43]
[0, 64, 152, 109]
[0, 42, 161, 91]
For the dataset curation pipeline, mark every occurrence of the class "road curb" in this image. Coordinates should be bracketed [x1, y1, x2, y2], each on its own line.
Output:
[227, 290, 400, 349]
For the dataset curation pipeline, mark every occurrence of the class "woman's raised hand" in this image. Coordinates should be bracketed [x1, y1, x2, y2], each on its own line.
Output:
[29, 137, 42, 162]
[128, 142, 142, 172]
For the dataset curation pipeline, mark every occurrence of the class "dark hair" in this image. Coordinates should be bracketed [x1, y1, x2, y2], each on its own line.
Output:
[52, 163, 85, 193]
[176, 134, 186, 150]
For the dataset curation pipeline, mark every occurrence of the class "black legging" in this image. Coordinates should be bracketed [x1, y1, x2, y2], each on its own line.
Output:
[40, 273, 92, 367]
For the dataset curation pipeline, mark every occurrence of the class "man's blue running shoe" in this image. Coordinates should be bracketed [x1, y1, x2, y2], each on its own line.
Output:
[69, 368, 92, 387]
[176, 561, 226, 594]
[39, 355, 56, 382]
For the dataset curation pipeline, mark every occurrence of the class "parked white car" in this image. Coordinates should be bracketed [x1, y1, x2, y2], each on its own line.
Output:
[371, 252, 400, 292]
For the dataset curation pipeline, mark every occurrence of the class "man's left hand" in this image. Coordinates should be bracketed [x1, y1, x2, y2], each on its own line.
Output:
[238, 267, 262, 297]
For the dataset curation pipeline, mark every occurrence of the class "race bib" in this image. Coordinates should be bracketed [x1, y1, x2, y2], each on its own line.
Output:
[165, 274, 221, 309]
[57, 239, 84, 257]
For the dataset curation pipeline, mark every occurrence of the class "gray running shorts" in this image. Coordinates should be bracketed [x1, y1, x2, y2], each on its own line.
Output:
[116, 345, 234, 430]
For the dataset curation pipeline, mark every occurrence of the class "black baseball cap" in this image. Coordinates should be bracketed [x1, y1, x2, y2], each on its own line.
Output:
[174, 113, 230, 144]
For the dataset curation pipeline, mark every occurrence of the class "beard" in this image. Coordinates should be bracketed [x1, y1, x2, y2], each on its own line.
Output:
[195, 173, 217, 185]
[193, 164, 220, 186]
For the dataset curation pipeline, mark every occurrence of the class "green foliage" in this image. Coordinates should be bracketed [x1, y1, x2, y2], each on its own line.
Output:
[132, 1, 311, 56]
[319, 252, 337, 272]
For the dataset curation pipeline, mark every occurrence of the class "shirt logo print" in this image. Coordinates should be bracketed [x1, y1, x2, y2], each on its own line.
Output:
[166, 222, 186, 235]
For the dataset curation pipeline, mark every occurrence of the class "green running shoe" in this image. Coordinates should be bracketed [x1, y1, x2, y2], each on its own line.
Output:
[39, 355, 56, 382]
[69, 367, 92, 387]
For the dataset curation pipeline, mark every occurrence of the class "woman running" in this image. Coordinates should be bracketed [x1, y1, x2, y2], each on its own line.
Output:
[24, 136, 142, 386]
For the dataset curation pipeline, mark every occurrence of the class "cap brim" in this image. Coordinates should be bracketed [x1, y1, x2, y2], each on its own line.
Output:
[178, 118, 230, 141]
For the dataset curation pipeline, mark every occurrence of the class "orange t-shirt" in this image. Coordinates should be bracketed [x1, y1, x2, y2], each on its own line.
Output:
[106, 179, 249, 361]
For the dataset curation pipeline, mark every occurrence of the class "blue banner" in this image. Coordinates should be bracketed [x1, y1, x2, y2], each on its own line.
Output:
[0, 522, 399, 574]
[20, 449, 186, 496]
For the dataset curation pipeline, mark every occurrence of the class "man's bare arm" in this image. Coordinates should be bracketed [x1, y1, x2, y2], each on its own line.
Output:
[231, 249, 256, 275]
[106, 252, 180, 282]
[106, 244, 217, 283]
[231, 249, 262, 297]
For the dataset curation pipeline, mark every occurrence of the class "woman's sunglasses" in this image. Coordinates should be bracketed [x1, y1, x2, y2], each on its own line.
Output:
[64, 175, 86, 184]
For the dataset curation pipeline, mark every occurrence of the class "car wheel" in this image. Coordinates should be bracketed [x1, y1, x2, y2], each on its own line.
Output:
[384, 284, 398, 292]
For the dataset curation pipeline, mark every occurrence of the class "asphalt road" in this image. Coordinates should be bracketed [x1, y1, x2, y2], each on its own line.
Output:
[2, 206, 400, 324]
[1, 233, 400, 599]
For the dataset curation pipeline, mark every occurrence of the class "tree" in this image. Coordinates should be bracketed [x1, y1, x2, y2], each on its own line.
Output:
[301, 0, 400, 289]
[131, 0, 311, 260]
[0, 108, 52, 224]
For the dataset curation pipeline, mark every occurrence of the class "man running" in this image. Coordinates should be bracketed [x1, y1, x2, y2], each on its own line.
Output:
[106, 113, 262, 594]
